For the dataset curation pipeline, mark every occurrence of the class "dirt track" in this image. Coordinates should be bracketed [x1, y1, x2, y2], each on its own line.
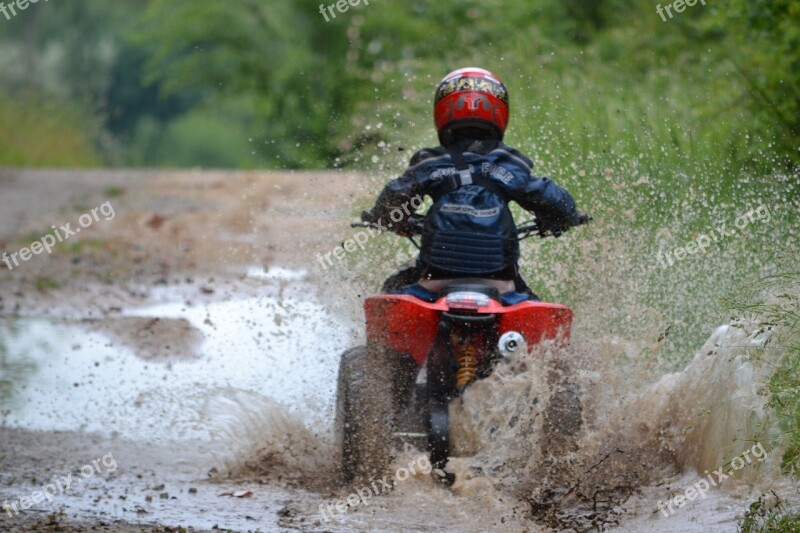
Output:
[0, 168, 786, 533]
[0, 168, 365, 532]
[0, 168, 365, 313]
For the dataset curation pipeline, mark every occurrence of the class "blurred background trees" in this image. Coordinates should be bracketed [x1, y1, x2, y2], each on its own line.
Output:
[0, 0, 797, 172]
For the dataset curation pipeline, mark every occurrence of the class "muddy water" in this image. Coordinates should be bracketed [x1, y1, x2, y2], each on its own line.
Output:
[0, 268, 794, 532]
[1, 270, 351, 440]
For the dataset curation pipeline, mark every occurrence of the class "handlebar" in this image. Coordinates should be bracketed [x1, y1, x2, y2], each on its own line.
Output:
[352, 212, 591, 245]
[517, 212, 592, 240]
[350, 213, 426, 233]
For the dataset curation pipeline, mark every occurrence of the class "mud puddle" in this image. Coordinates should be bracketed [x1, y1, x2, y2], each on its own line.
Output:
[0, 268, 795, 532]
[0, 269, 353, 531]
[1, 268, 351, 439]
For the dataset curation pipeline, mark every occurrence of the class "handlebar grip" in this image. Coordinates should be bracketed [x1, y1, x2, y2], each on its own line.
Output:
[516, 224, 539, 234]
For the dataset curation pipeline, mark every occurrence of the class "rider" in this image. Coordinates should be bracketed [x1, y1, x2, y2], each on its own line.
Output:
[362, 67, 587, 304]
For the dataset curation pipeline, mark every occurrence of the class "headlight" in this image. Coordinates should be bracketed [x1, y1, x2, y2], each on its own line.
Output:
[445, 291, 491, 310]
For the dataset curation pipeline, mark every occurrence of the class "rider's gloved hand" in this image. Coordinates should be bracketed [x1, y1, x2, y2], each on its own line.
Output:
[537, 219, 568, 238]
[362, 209, 400, 232]
[538, 211, 591, 237]
[539, 226, 564, 238]
[361, 209, 423, 237]
[396, 214, 425, 237]
[361, 210, 379, 226]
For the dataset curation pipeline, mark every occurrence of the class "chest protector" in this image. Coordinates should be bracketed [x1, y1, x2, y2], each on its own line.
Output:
[420, 147, 519, 276]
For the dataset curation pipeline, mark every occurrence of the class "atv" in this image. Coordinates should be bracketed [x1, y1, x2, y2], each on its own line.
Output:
[334, 217, 581, 485]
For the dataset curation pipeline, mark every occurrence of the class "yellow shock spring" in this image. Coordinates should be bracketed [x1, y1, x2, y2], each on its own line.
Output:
[456, 344, 479, 388]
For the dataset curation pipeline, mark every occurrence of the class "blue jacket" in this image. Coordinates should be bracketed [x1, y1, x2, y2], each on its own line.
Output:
[366, 139, 581, 277]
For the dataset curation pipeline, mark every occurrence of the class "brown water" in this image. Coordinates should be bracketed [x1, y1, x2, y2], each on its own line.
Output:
[0, 268, 795, 532]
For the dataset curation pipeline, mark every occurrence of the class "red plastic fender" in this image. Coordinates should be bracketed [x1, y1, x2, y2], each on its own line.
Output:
[365, 295, 442, 365]
[496, 301, 573, 346]
[365, 295, 573, 366]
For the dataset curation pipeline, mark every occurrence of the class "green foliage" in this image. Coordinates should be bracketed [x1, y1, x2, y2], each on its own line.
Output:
[104, 43, 202, 138]
[739, 492, 800, 532]
[124, 104, 259, 169]
[704, 0, 800, 166]
[0, 0, 141, 102]
[725, 273, 800, 531]
[0, 0, 796, 171]
[726, 273, 800, 475]
[0, 92, 100, 168]
[137, 0, 349, 167]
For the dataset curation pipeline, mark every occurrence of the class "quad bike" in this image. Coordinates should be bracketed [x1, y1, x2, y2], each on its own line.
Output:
[334, 216, 587, 485]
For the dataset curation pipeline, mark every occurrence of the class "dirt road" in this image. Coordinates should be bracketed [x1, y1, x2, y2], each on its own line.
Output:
[1, 168, 366, 532]
[0, 168, 789, 532]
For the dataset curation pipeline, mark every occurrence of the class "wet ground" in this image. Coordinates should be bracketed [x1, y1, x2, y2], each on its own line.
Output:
[1, 275, 789, 533]
[0, 169, 794, 532]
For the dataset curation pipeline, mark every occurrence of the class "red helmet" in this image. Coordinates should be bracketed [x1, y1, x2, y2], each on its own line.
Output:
[434, 67, 510, 145]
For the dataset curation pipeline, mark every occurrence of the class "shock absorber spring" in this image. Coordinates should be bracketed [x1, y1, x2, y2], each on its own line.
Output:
[455, 343, 479, 389]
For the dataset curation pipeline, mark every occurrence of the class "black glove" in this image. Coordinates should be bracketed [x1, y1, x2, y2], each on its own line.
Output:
[403, 214, 425, 236]
[577, 212, 593, 226]
[538, 222, 565, 238]
[361, 210, 380, 225]
[537, 212, 590, 238]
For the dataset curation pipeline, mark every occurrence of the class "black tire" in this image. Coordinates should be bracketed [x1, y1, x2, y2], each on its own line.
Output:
[542, 381, 583, 457]
[334, 345, 397, 485]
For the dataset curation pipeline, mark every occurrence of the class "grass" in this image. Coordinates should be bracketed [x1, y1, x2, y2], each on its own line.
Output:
[724, 273, 800, 532]
[0, 91, 100, 168]
[34, 277, 59, 292]
[354, 49, 800, 364]
[104, 186, 126, 198]
[740, 493, 800, 532]
[56, 239, 111, 255]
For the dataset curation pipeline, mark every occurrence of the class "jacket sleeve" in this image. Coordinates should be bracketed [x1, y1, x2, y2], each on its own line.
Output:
[511, 175, 581, 231]
[363, 150, 431, 228]
[491, 144, 581, 231]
